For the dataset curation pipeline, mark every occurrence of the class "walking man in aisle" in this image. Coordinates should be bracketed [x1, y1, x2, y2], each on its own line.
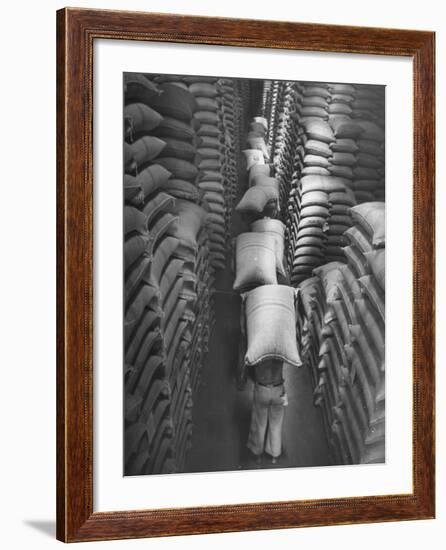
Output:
[246, 358, 288, 465]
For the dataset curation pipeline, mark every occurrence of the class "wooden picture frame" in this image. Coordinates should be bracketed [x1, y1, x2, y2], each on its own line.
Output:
[56, 7, 435, 542]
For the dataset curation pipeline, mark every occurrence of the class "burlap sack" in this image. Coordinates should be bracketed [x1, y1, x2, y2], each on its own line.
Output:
[156, 157, 198, 182]
[350, 202, 385, 248]
[148, 83, 198, 122]
[160, 137, 197, 160]
[152, 116, 196, 141]
[243, 285, 302, 367]
[124, 103, 163, 136]
[124, 73, 160, 105]
[124, 136, 166, 171]
[251, 218, 287, 277]
[235, 186, 278, 215]
[233, 233, 277, 290]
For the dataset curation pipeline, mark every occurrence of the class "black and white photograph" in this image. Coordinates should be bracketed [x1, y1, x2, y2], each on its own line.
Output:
[123, 73, 385, 476]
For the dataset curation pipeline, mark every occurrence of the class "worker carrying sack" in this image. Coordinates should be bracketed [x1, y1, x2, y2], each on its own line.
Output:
[251, 218, 287, 277]
[242, 285, 303, 367]
[233, 233, 277, 291]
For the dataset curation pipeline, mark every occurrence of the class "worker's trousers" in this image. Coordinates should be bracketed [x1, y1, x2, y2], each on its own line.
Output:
[247, 382, 286, 458]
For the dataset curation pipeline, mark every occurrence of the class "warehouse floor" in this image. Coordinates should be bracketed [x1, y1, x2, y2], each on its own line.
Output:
[184, 269, 335, 473]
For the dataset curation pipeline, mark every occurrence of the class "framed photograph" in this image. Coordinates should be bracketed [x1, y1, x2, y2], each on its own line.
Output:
[56, 7, 435, 542]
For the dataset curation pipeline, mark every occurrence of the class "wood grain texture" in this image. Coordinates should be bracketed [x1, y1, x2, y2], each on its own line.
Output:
[56, 7, 435, 543]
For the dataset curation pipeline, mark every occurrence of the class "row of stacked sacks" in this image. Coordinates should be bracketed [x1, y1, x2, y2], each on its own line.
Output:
[285, 175, 357, 286]
[123, 73, 236, 474]
[266, 80, 385, 208]
[298, 202, 385, 464]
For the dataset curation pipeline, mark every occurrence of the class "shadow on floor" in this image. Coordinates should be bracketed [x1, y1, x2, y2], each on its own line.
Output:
[23, 520, 55, 538]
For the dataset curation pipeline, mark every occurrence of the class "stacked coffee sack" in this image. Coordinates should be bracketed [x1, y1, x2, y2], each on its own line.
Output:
[298, 202, 385, 464]
[123, 73, 243, 474]
[233, 117, 302, 369]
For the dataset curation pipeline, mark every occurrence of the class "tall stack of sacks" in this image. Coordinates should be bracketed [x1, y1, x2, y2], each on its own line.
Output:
[218, 79, 241, 221]
[267, 81, 286, 161]
[265, 81, 280, 150]
[124, 73, 217, 474]
[297, 202, 385, 465]
[168, 199, 215, 472]
[287, 175, 356, 286]
[185, 77, 227, 273]
[351, 85, 385, 203]
[261, 80, 273, 122]
[272, 83, 301, 210]
[326, 83, 385, 204]
[124, 74, 180, 475]
[151, 76, 215, 472]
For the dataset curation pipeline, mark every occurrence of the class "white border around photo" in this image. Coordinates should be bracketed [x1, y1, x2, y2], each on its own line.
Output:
[93, 39, 413, 512]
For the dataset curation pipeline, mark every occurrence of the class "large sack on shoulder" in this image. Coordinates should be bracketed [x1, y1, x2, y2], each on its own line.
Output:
[243, 149, 265, 171]
[251, 218, 286, 277]
[243, 285, 302, 367]
[233, 233, 277, 290]
[235, 186, 278, 215]
[350, 202, 385, 248]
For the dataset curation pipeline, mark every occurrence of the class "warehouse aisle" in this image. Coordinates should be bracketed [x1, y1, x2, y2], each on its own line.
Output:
[184, 270, 335, 473]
